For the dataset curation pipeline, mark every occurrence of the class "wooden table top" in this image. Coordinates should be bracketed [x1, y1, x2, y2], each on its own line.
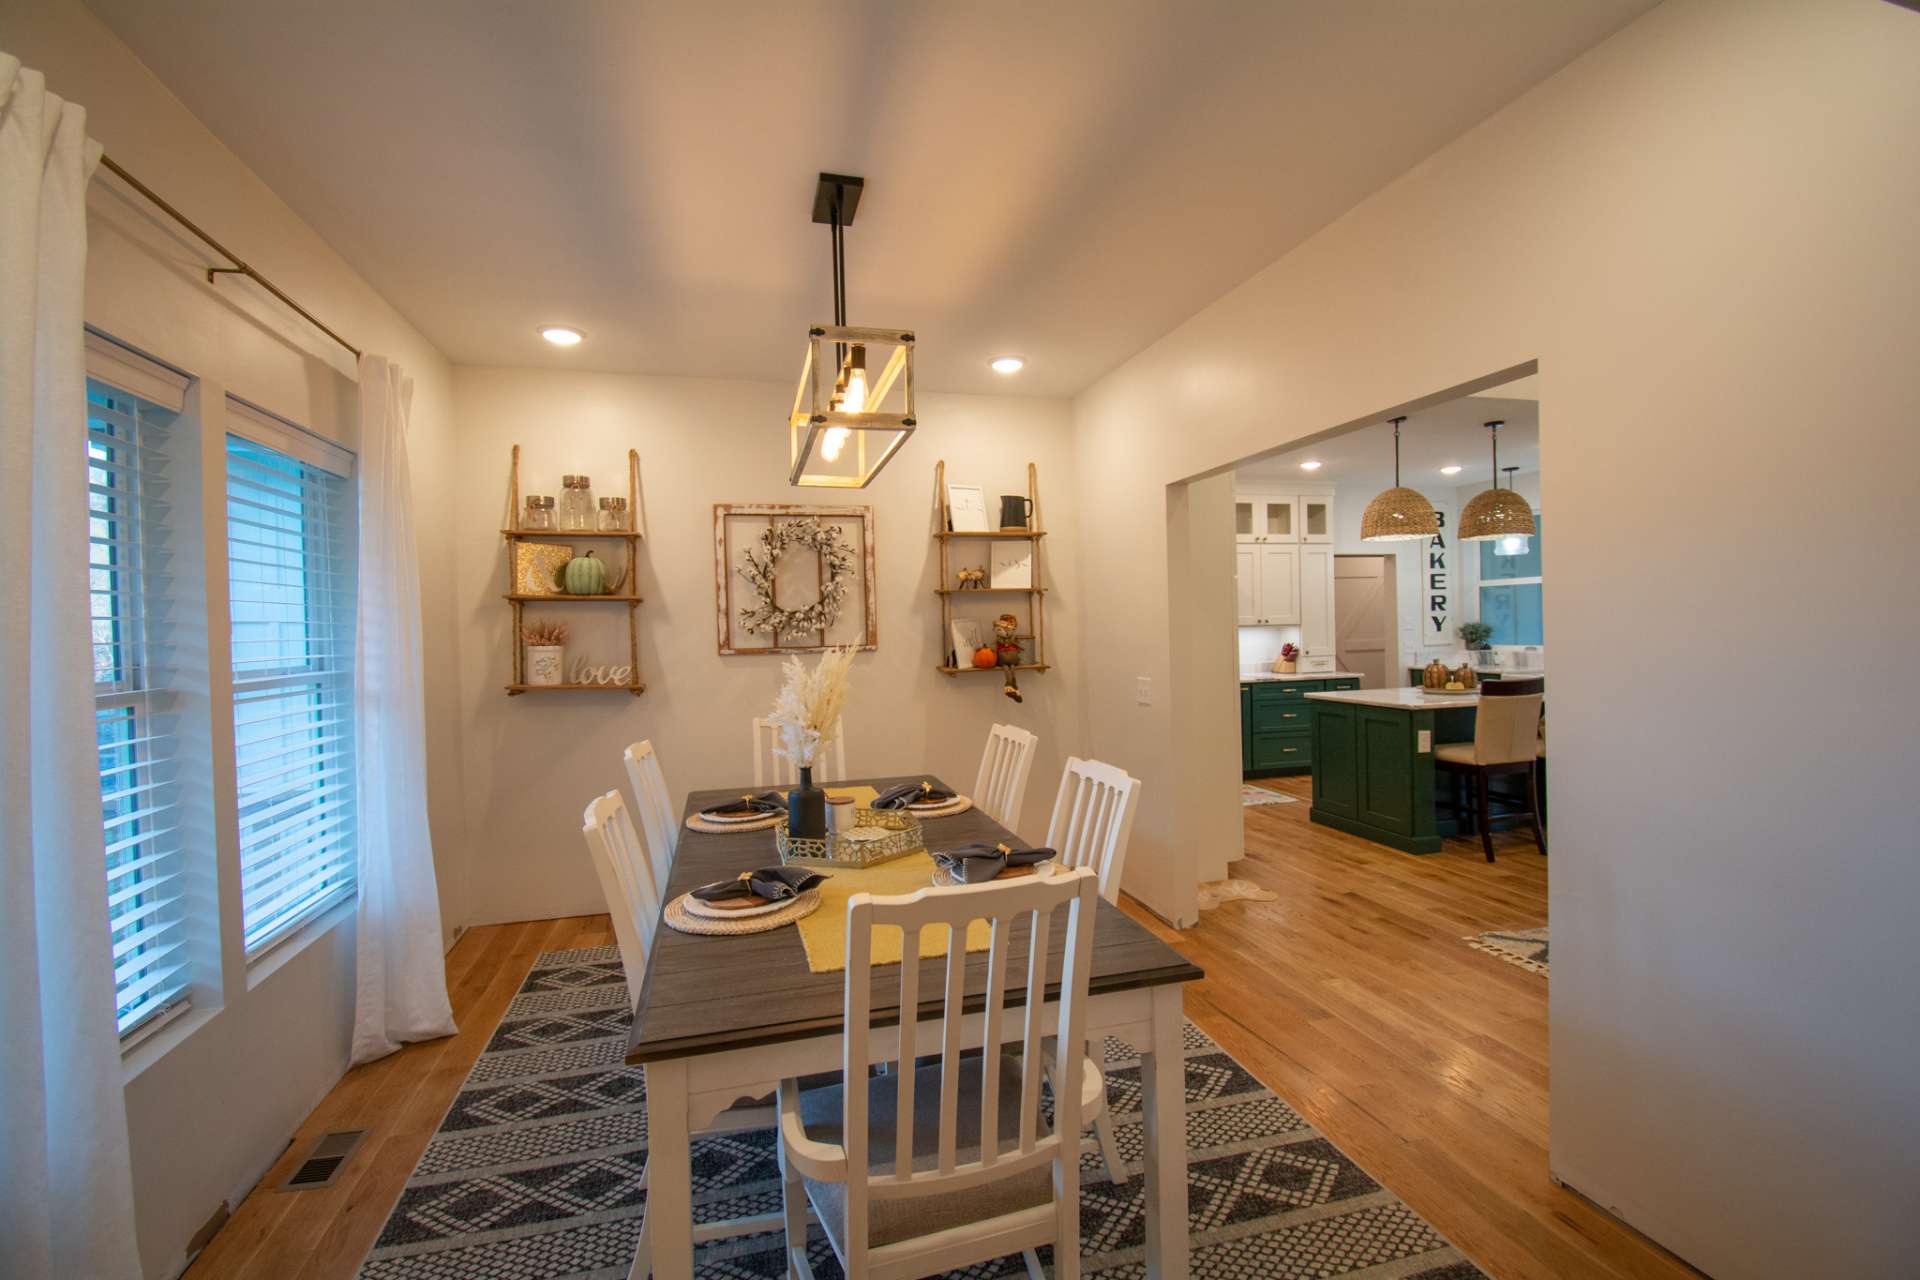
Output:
[626, 774, 1202, 1064]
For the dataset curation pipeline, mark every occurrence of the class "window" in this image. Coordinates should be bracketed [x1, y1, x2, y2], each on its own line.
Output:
[226, 426, 358, 955]
[89, 379, 191, 1037]
[1477, 513, 1543, 646]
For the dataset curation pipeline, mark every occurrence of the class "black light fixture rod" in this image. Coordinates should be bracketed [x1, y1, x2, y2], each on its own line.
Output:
[1485, 420, 1505, 486]
[1389, 416, 1408, 485]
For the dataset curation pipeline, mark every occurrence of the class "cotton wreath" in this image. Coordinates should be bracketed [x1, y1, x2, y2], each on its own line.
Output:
[738, 517, 855, 635]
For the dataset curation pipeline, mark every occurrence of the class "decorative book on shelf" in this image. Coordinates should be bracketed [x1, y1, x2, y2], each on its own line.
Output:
[931, 459, 1052, 678]
[501, 444, 646, 696]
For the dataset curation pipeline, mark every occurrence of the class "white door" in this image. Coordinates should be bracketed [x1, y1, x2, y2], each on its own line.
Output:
[1334, 555, 1392, 688]
[1299, 546, 1335, 662]
[1234, 546, 1259, 624]
[1256, 543, 1299, 625]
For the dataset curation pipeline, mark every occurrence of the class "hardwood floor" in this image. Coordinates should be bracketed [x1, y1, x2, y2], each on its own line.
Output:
[186, 787, 1692, 1280]
[1124, 774, 1696, 1280]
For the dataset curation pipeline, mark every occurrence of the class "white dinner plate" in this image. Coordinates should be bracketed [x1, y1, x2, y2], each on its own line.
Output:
[698, 807, 779, 823]
[682, 890, 793, 919]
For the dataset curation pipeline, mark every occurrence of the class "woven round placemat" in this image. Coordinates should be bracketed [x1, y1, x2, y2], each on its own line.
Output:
[901, 795, 973, 819]
[685, 810, 782, 835]
[663, 887, 820, 936]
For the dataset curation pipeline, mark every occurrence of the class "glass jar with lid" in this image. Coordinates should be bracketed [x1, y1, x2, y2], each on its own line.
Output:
[597, 496, 629, 531]
[522, 494, 555, 531]
[559, 474, 598, 531]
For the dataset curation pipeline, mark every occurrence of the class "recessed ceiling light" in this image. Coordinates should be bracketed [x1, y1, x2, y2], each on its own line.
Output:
[989, 355, 1025, 374]
[1298, 460, 1322, 471]
[1440, 464, 1462, 475]
[540, 326, 584, 347]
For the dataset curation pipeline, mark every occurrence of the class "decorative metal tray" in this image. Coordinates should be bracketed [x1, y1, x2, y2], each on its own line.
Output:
[776, 807, 925, 870]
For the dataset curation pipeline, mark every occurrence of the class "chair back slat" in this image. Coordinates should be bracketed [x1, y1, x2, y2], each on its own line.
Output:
[973, 723, 1038, 832]
[622, 739, 678, 873]
[836, 868, 1098, 1237]
[1046, 757, 1143, 904]
[751, 716, 847, 787]
[580, 791, 660, 1006]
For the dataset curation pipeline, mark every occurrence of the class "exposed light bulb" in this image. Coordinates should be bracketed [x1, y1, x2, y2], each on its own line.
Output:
[841, 365, 868, 414]
[1298, 460, 1322, 472]
[821, 426, 851, 461]
[1496, 533, 1531, 557]
[1440, 464, 1462, 475]
[540, 326, 583, 346]
[990, 355, 1025, 374]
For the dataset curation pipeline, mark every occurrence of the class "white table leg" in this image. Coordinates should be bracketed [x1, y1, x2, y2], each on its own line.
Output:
[641, 1059, 695, 1279]
[1139, 984, 1189, 1280]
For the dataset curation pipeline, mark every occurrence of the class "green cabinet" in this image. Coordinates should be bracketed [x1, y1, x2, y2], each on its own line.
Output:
[1241, 677, 1354, 775]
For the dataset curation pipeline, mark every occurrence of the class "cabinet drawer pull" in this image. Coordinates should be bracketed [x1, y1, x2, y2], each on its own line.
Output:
[1282, 747, 1297, 753]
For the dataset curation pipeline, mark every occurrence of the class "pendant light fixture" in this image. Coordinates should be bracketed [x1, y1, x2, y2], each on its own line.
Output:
[1493, 467, 1531, 556]
[1360, 416, 1440, 541]
[787, 173, 916, 488]
[1458, 420, 1537, 542]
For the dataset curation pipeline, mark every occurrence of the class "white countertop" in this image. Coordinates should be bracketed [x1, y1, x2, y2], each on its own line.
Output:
[1304, 686, 1482, 710]
[1239, 671, 1359, 683]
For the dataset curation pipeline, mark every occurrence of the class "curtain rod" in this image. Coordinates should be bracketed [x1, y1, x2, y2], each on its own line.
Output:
[97, 154, 363, 361]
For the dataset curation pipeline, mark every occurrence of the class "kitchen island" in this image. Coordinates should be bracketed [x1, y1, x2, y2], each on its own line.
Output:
[1303, 686, 1483, 853]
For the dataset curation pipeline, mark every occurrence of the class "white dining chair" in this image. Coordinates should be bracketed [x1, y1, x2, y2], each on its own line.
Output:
[622, 738, 679, 876]
[752, 715, 847, 787]
[581, 791, 811, 1279]
[776, 867, 1103, 1280]
[972, 723, 1038, 833]
[1044, 757, 1142, 906]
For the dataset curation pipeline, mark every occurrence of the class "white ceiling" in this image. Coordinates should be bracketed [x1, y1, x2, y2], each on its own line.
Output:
[85, 0, 1655, 396]
[1236, 388, 1540, 495]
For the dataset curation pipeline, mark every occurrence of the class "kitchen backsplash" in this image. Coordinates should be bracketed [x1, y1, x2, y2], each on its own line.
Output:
[1238, 624, 1304, 676]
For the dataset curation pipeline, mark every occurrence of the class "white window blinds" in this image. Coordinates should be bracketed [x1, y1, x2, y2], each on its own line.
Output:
[89, 378, 191, 1037]
[225, 430, 358, 955]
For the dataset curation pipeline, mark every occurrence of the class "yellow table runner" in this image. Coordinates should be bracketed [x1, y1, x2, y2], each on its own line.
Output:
[794, 850, 993, 974]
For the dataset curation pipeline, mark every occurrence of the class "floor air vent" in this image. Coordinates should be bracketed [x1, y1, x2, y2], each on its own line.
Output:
[278, 1129, 367, 1191]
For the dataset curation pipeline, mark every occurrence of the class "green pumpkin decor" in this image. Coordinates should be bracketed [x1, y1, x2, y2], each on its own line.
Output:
[562, 550, 608, 596]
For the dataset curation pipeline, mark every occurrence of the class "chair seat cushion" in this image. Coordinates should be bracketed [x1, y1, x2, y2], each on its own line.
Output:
[1434, 742, 1478, 766]
[794, 1051, 1056, 1252]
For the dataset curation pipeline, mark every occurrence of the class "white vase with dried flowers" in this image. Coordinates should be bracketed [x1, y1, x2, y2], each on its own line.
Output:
[768, 646, 855, 838]
[522, 619, 568, 686]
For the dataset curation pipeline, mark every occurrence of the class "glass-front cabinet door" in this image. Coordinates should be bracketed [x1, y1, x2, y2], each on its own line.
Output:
[1235, 493, 1299, 543]
[1234, 498, 1257, 543]
[1301, 497, 1332, 543]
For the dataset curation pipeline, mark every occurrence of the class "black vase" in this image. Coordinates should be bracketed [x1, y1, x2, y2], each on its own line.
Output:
[788, 765, 828, 840]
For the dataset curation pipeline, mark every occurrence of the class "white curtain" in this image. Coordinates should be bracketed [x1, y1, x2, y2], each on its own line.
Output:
[351, 354, 458, 1065]
[0, 53, 143, 1280]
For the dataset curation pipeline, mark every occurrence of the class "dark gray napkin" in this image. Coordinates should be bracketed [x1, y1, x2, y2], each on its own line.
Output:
[931, 842, 1055, 884]
[701, 790, 786, 818]
[690, 865, 828, 904]
[872, 779, 959, 809]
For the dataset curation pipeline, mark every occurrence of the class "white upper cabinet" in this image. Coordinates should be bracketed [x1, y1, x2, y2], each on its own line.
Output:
[1298, 545, 1335, 658]
[1234, 546, 1259, 625]
[1301, 496, 1332, 544]
[1234, 495, 1298, 543]
[1253, 543, 1299, 625]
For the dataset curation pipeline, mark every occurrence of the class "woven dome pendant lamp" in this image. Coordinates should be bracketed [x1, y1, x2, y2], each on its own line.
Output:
[1360, 416, 1440, 542]
[1458, 420, 1537, 542]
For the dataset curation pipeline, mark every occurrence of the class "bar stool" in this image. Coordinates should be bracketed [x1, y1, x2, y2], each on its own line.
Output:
[1435, 677, 1546, 861]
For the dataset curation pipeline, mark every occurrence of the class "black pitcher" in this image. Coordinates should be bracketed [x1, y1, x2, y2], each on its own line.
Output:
[788, 766, 828, 839]
[998, 494, 1033, 529]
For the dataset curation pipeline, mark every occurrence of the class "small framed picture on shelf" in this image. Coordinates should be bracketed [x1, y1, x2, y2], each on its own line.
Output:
[949, 618, 985, 667]
[946, 483, 989, 533]
[989, 540, 1033, 590]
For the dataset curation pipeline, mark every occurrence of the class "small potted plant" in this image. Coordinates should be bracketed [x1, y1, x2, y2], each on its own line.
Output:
[1273, 642, 1299, 674]
[1457, 621, 1495, 652]
[522, 620, 568, 686]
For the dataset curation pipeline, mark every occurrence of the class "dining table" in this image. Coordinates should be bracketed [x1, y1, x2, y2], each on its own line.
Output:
[626, 773, 1203, 1278]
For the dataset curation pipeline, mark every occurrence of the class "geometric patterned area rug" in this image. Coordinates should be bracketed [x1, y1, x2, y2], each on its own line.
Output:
[359, 946, 1486, 1279]
[1466, 927, 1549, 976]
[1241, 784, 1300, 807]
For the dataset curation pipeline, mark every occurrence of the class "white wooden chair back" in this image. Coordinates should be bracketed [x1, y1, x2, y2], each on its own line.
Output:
[1044, 757, 1142, 905]
[972, 723, 1038, 833]
[751, 716, 847, 787]
[837, 867, 1099, 1270]
[580, 790, 663, 1003]
[622, 738, 678, 875]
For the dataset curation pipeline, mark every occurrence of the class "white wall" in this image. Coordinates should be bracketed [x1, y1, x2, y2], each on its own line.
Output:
[1070, 0, 1919, 1275]
[4, 5, 466, 1276]
[450, 368, 1086, 925]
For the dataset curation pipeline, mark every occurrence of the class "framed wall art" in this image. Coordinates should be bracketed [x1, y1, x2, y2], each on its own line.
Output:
[713, 503, 877, 654]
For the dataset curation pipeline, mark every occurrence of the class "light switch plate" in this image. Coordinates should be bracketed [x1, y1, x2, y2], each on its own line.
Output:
[1136, 676, 1152, 705]
[1417, 729, 1432, 752]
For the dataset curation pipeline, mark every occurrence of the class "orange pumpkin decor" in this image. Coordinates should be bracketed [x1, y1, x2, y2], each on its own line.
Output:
[972, 646, 998, 669]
